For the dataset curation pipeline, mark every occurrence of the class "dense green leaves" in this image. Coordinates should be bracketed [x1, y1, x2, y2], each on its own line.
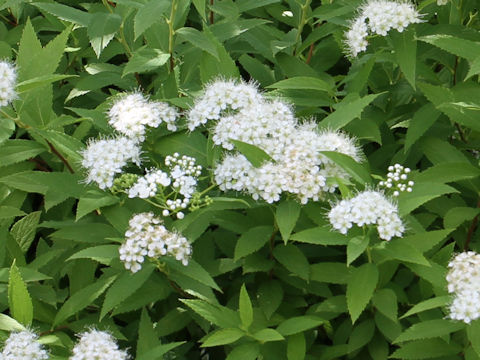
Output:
[8, 261, 33, 326]
[347, 263, 378, 323]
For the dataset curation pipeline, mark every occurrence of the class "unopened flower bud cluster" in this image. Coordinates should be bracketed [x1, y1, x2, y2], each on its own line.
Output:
[345, 0, 422, 57]
[119, 212, 192, 272]
[328, 190, 404, 240]
[0, 60, 16, 107]
[188, 79, 362, 204]
[379, 163, 414, 196]
[446, 251, 480, 323]
[108, 92, 178, 141]
[0, 330, 48, 360]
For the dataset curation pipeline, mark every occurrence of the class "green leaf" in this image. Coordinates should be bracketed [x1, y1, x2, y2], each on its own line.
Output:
[8, 261, 33, 326]
[201, 328, 245, 347]
[11, 211, 41, 253]
[287, 333, 306, 360]
[400, 296, 450, 319]
[231, 140, 274, 167]
[192, 0, 206, 20]
[444, 207, 480, 229]
[349, 320, 375, 352]
[76, 191, 119, 221]
[16, 74, 77, 93]
[0, 140, 45, 167]
[53, 275, 117, 326]
[239, 284, 253, 329]
[467, 320, 480, 357]
[33, 2, 91, 27]
[0, 313, 25, 332]
[319, 94, 380, 130]
[257, 280, 283, 319]
[398, 182, 459, 216]
[394, 319, 464, 343]
[406, 261, 447, 290]
[253, 328, 284, 343]
[0, 118, 15, 146]
[390, 28, 416, 89]
[226, 343, 260, 360]
[417, 34, 480, 61]
[164, 258, 221, 291]
[404, 103, 440, 152]
[275, 200, 301, 244]
[276, 316, 324, 336]
[379, 239, 430, 266]
[347, 263, 378, 323]
[136, 342, 185, 360]
[67, 245, 119, 266]
[234, 225, 272, 261]
[122, 47, 170, 76]
[137, 308, 160, 357]
[290, 226, 348, 246]
[87, 13, 122, 58]
[176, 27, 219, 60]
[320, 151, 372, 185]
[416, 162, 480, 184]
[390, 338, 461, 359]
[134, 0, 170, 39]
[0, 206, 25, 220]
[181, 299, 240, 328]
[311, 262, 350, 284]
[267, 76, 333, 93]
[347, 236, 369, 266]
[273, 244, 310, 280]
[372, 289, 397, 321]
[154, 131, 208, 166]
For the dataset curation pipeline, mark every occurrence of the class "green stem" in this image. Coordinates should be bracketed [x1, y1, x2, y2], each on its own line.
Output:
[294, 0, 312, 56]
[102, 0, 133, 57]
[198, 183, 217, 197]
[167, 0, 178, 72]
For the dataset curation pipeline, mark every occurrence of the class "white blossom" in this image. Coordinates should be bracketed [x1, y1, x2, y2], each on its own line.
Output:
[81, 137, 141, 189]
[379, 163, 414, 196]
[128, 169, 171, 198]
[119, 212, 192, 272]
[70, 329, 128, 360]
[0, 61, 16, 107]
[108, 92, 178, 140]
[1, 331, 48, 360]
[328, 190, 404, 240]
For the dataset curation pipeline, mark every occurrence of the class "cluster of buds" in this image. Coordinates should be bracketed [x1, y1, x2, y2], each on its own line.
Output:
[379, 164, 414, 196]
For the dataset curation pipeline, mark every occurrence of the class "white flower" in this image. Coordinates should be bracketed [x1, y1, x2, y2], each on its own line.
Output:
[128, 169, 171, 198]
[70, 329, 128, 360]
[344, 0, 422, 57]
[81, 137, 141, 189]
[446, 251, 480, 294]
[380, 163, 414, 196]
[1, 330, 48, 360]
[108, 92, 178, 140]
[0, 61, 16, 107]
[165, 153, 202, 200]
[328, 190, 404, 240]
[119, 212, 192, 272]
[449, 290, 480, 323]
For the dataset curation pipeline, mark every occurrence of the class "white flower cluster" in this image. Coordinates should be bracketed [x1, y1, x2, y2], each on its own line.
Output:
[188, 79, 361, 204]
[446, 251, 480, 323]
[379, 163, 414, 196]
[0, 61, 16, 107]
[345, 0, 422, 57]
[0, 331, 48, 360]
[70, 329, 128, 360]
[119, 212, 192, 273]
[127, 169, 171, 199]
[328, 190, 404, 240]
[166, 153, 202, 199]
[81, 137, 141, 189]
[108, 92, 178, 141]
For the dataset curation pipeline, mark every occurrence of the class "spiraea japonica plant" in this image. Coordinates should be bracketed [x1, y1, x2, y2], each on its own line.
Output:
[0, 0, 480, 359]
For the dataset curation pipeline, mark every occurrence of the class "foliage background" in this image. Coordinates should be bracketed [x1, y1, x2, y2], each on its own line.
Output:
[0, 0, 480, 359]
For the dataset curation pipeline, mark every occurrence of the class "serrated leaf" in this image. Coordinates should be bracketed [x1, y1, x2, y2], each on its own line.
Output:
[372, 289, 397, 321]
[253, 328, 284, 343]
[400, 296, 450, 319]
[257, 280, 283, 319]
[347, 236, 369, 266]
[347, 263, 378, 323]
[418, 34, 480, 61]
[311, 262, 350, 284]
[53, 275, 117, 326]
[16, 74, 77, 93]
[122, 47, 170, 76]
[398, 182, 459, 216]
[0, 140, 45, 167]
[379, 239, 430, 266]
[33, 2, 91, 27]
[0, 206, 25, 220]
[444, 207, 480, 229]
[349, 319, 375, 352]
[273, 244, 310, 280]
[226, 343, 260, 360]
[134, 0, 170, 39]
[239, 284, 253, 329]
[8, 261, 33, 326]
[88, 13, 122, 58]
[176, 27, 219, 60]
[267, 76, 333, 93]
[67, 245, 119, 265]
[290, 226, 348, 245]
[0, 313, 25, 332]
[276, 316, 324, 336]
[201, 328, 244, 347]
[136, 342, 185, 360]
[405, 103, 440, 152]
[76, 191, 119, 221]
[416, 162, 480, 183]
[394, 319, 464, 343]
[275, 200, 301, 244]
[390, 338, 461, 359]
[11, 211, 41, 253]
[181, 299, 240, 328]
[164, 258, 221, 291]
[234, 226, 272, 261]
[319, 94, 380, 130]
[0, 118, 15, 145]
[231, 140, 273, 167]
[467, 320, 480, 357]
[137, 308, 160, 357]
[320, 151, 372, 185]
[390, 28, 416, 89]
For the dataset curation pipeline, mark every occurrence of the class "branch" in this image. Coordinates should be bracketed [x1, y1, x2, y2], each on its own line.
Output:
[47, 141, 74, 174]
